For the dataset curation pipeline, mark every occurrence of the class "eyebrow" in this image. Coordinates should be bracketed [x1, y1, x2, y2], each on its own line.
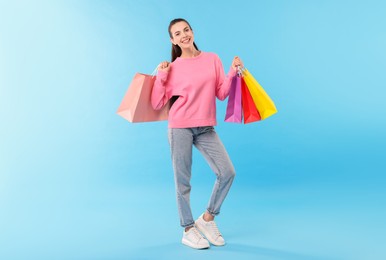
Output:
[174, 26, 189, 35]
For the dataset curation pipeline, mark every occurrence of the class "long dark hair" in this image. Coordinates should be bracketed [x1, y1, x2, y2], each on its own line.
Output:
[168, 18, 199, 62]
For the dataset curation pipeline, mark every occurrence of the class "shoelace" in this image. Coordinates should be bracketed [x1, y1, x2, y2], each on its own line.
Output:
[207, 221, 222, 237]
[191, 227, 204, 241]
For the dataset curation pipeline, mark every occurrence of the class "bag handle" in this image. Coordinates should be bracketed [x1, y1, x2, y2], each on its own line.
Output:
[237, 66, 245, 76]
[151, 66, 158, 78]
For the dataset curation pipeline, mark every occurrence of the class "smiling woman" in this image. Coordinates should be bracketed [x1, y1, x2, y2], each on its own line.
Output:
[149, 18, 244, 250]
[168, 18, 200, 61]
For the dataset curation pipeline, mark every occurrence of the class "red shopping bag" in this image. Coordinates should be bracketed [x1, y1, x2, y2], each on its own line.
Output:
[241, 77, 261, 124]
[117, 73, 169, 123]
[224, 75, 242, 123]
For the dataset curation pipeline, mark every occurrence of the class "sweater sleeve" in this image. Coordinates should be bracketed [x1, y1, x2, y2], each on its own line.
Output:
[151, 70, 169, 110]
[214, 55, 237, 101]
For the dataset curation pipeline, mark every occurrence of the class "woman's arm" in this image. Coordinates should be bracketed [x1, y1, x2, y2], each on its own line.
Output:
[151, 62, 170, 110]
[215, 56, 243, 100]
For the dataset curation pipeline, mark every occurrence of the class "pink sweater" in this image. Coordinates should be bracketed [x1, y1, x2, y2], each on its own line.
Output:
[151, 52, 236, 128]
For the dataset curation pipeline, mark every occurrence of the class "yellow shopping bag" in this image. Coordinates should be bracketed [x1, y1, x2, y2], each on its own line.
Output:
[242, 68, 277, 120]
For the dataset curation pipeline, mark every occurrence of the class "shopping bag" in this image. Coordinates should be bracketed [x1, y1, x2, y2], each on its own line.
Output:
[241, 77, 261, 124]
[224, 75, 242, 123]
[116, 73, 169, 123]
[242, 68, 277, 120]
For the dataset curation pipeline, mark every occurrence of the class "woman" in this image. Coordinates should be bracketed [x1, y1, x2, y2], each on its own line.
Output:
[151, 18, 243, 249]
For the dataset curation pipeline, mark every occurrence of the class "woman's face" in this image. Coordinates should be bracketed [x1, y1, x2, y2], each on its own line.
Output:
[170, 21, 195, 49]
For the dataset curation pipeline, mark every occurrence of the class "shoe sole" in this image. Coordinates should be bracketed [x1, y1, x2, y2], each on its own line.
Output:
[195, 222, 225, 246]
[181, 238, 210, 249]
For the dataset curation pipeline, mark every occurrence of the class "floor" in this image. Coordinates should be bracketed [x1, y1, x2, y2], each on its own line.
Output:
[1, 166, 385, 260]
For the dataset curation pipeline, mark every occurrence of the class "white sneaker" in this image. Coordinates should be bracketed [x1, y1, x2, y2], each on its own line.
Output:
[182, 226, 210, 249]
[195, 213, 225, 246]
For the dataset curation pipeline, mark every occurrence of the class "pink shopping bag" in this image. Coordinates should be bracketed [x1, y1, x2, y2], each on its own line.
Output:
[224, 74, 242, 123]
[117, 73, 169, 123]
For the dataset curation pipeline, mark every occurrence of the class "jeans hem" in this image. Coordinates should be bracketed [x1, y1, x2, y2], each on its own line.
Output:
[206, 209, 220, 216]
[181, 222, 195, 228]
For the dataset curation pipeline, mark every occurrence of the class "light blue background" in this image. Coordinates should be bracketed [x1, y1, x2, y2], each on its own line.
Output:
[1, 0, 385, 259]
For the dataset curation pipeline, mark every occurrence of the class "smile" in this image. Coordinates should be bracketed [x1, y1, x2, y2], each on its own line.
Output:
[181, 38, 190, 44]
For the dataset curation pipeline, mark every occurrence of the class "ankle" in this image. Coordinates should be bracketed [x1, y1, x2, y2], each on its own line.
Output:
[203, 212, 214, 222]
[185, 226, 194, 232]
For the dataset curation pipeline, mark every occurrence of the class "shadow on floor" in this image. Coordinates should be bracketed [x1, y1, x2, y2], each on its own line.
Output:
[127, 242, 336, 260]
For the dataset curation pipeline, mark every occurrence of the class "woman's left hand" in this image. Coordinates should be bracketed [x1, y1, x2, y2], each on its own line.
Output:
[232, 56, 244, 71]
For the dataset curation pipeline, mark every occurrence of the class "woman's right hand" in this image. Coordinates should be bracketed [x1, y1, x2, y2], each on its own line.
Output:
[158, 61, 171, 72]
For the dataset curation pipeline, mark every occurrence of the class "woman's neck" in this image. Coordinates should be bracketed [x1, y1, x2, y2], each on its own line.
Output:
[180, 47, 201, 58]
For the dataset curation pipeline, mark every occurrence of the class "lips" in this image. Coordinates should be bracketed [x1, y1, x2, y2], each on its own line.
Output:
[181, 38, 190, 44]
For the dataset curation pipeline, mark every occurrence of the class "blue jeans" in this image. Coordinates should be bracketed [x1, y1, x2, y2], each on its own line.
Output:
[168, 126, 236, 227]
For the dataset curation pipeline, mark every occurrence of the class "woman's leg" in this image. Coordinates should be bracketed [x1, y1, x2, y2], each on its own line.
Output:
[168, 128, 195, 228]
[193, 127, 236, 216]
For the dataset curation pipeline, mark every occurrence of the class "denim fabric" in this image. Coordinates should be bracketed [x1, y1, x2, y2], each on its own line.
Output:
[168, 126, 236, 227]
